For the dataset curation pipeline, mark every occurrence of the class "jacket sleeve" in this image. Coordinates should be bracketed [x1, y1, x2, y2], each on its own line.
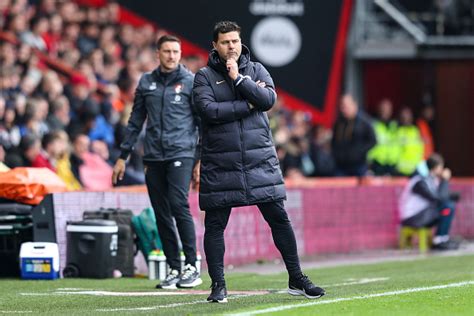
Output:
[193, 70, 251, 124]
[362, 117, 377, 154]
[235, 63, 277, 111]
[412, 179, 449, 203]
[119, 81, 147, 160]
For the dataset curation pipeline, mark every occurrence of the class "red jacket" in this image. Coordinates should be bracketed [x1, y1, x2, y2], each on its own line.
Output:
[31, 153, 55, 172]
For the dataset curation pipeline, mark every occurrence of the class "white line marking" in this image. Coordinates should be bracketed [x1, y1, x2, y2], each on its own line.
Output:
[228, 280, 474, 316]
[96, 294, 254, 312]
[322, 277, 390, 287]
[20, 290, 268, 297]
[0, 312, 33, 314]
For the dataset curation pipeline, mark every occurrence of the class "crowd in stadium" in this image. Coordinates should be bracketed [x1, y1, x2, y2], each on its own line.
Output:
[0, 0, 435, 190]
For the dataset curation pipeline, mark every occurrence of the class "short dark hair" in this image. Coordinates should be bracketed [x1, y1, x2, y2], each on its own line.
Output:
[19, 134, 39, 152]
[156, 35, 181, 50]
[41, 132, 61, 150]
[213, 21, 241, 42]
[426, 153, 444, 170]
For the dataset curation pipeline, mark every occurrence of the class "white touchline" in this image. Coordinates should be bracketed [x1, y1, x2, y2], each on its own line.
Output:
[321, 277, 390, 287]
[96, 299, 207, 312]
[96, 294, 255, 312]
[228, 280, 474, 316]
[0, 312, 33, 314]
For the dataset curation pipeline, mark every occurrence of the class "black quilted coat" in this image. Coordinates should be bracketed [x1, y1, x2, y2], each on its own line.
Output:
[193, 46, 286, 210]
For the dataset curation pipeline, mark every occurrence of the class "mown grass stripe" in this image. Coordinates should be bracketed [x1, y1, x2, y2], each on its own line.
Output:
[229, 280, 474, 316]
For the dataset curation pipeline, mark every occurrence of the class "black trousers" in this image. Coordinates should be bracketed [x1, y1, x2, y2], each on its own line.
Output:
[204, 200, 302, 284]
[145, 158, 197, 271]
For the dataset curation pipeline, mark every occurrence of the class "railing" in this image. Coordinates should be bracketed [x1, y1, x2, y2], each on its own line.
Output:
[354, 0, 474, 46]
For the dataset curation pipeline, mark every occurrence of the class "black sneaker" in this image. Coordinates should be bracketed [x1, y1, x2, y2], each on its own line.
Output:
[207, 282, 228, 303]
[177, 264, 203, 288]
[288, 274, 325, 299]
[156, 269, 180, 289]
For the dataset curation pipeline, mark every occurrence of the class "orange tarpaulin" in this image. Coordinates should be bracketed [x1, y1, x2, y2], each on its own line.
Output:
[0, 167, 68, 205]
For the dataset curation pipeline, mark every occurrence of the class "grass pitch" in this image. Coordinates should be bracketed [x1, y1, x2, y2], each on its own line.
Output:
[0, 254, 473, 315]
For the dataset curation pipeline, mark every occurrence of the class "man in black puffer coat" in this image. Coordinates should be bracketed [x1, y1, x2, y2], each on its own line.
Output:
[193, 21, 325, 303]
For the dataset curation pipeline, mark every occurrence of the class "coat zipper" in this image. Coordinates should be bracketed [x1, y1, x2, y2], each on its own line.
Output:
[160, 81, 165, 159]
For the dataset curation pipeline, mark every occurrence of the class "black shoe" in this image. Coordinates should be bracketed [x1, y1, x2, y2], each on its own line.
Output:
[177, 264, 203, 288]
[432, 240, 460, 251]
[156, 269, 180, 289]
[207, 282, 228, 303]
[288, 274, 325, 299]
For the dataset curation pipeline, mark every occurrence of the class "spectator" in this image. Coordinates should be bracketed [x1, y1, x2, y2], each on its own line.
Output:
[399, 153, 460, 250]
[77, 22, 99, 55]
[0, 101, 22, 149]
[395, 107, 424, 176]
[112, 105, 145, 185]
[19, 15, 49, 51]
[13, 94, 27, 125]
[20, 97, 50, 138]
[368, 98, 400, 176]
[0, 143, 10, 172]
[20, 65, 42, 97]
[54, 130, 81, 190]
[17, 133, 41, 167]
[43, 13, 62, 56]
[71, 133, 112, 190]
[281, 136, 304, 176]
[309, 125, 336, 177]
[59, 23, 81, 57]
[67, 79, 115, 146]
[91, 139, 112, 165]
[0, 42, 16, 69]
[38, 71, 64, 104]
[46, 96, 71, 132]
[30, 131, 63, 171]
[417, 105, 435, 159]
[332, 94, 376, 176]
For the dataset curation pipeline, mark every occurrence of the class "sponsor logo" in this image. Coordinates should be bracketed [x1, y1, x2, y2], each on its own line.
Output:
[251, 16, 302, 67]
[216, 80, 225, 85]
[249, 0, 305, 16]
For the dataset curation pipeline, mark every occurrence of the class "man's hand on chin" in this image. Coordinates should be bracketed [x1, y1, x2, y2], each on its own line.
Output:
[226, 57, 239, 80]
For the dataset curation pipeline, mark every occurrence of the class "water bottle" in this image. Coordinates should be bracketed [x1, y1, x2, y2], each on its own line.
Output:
[157, 250, 167, 281]
[180, 251, 185, 272]
[148, 249, 167, 281]
[196, 251, 202, 273]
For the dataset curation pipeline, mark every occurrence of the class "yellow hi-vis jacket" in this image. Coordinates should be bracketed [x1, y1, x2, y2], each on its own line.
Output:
[395, 125, 424, 176]
[368, 120, 400, 166]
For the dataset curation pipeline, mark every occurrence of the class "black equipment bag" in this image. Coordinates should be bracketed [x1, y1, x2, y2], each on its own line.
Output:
[0, 202, 33, 277]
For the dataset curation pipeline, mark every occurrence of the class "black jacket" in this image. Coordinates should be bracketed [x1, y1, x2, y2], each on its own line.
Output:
[119, 65, 199, 162]
[332, 112, 376, 169]
[193, 46, 285, 210]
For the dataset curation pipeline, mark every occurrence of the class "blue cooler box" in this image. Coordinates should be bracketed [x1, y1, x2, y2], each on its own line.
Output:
[19, 242, 59, 280]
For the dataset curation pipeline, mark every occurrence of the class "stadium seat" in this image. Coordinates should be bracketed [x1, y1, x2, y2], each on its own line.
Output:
[399, 226, 432, 253]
